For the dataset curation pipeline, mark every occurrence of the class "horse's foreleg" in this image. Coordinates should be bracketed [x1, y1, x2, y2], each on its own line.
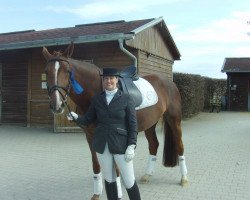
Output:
[91, 152, 103, 200]
[140, 124, 159, 183]
[85, 128, 102, 200]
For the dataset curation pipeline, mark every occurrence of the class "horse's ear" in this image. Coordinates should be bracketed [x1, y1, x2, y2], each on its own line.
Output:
[42, 47, 52, 61]
[62, 42, 74, 58]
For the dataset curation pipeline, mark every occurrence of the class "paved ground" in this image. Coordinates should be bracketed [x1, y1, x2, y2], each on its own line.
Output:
[0, 111, 250, 200]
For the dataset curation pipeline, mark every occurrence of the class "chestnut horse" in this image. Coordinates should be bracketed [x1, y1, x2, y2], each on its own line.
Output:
[42, 43, 188, 200]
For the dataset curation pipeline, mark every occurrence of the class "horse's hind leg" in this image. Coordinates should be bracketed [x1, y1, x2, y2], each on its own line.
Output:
[140, 123, 159, 183]
[165, 115, 188, 186]
[178, 155, 188, 186]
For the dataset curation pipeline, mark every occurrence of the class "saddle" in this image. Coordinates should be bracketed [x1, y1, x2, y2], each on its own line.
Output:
[119, 66, 142, 107]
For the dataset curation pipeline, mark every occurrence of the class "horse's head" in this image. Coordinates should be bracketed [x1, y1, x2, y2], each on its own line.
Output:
[42, 43, 74, 114]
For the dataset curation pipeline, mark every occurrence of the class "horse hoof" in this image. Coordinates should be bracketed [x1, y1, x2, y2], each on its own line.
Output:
[140, 174, 150, 184]
[180, 177, 189, 186]
[91, 194, 100, 200]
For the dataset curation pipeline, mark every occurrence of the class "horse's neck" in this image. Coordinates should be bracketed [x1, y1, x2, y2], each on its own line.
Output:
[70, 59, 102, 96]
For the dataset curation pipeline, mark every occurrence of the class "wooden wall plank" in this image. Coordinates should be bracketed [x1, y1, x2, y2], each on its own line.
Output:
[126, 26, 174, 61]
[138, 51, 173, 79]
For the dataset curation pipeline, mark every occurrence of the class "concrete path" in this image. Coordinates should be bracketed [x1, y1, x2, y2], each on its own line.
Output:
[0, 111, 249, 200]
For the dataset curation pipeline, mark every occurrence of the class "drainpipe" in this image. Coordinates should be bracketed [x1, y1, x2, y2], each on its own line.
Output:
[118, 38, 137, 73]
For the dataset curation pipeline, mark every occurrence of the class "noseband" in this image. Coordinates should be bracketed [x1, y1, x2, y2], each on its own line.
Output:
[46, 58, 71, 102]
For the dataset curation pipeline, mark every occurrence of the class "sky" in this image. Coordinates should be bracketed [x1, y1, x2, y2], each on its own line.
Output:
[1, 0, 250, 79]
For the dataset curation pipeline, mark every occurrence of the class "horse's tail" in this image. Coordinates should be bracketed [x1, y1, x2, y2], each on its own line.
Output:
[162, 113, 183, 167]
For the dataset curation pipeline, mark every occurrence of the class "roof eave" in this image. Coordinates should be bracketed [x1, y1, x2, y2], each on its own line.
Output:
[160, 21, 181, 60]
[130, 16, 181, 60]
[0, 33, 134, 51]
[130, 17, 164, 35]
[222, 70, 250, 73]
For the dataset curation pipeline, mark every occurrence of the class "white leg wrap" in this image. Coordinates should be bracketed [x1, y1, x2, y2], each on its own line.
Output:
[179, 155, 187, 176]
[145, 155, 157, 175]
[116, 176, 123, 198]
[93, 172, 103, 195]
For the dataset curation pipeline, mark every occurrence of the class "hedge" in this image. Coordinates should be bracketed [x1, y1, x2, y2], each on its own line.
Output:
[173, 73, 226, 118]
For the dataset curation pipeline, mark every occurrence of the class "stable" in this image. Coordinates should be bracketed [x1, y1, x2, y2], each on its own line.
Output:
[221, 57, 250, 111]
[0, 17, 181, 131]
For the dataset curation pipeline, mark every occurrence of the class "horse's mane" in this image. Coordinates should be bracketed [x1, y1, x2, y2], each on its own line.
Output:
[69, 56, 101, 75]
[52, 50, 99, 71]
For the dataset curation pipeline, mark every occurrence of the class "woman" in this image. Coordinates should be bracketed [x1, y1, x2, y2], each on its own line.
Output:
[68, 68, 141, 200]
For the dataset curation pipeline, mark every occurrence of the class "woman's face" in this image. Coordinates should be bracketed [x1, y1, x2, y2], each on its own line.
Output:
[103, 76, 118, 91]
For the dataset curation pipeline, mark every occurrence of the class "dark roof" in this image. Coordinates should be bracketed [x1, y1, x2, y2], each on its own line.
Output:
[0, 19, 151, 45]
[0, 17, 180, 60]
[221, 58, 250, 73]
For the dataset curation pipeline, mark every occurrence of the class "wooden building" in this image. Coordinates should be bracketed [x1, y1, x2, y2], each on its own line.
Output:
[221, 57, 250, 111]
[0, 17, 181, 131]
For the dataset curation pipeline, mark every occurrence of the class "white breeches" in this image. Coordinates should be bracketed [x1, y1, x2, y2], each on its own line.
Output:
[97, 144, 135, 189]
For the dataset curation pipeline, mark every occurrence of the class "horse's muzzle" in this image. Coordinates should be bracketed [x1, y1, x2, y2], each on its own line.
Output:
[49, 101, 65, 114]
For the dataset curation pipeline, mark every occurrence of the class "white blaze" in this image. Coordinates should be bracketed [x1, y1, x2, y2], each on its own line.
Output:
[54, 61, 62, 110]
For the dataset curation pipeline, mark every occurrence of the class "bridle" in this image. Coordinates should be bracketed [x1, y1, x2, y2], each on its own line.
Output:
[45, 58, 72, 103]
[45, 57, 82, 123]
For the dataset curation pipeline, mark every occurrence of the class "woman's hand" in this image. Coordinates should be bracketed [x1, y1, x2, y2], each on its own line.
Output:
[67, 112, 78, 120]
[124, 144, 136, 162]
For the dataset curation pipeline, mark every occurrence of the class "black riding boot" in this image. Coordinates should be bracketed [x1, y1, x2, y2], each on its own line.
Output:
[126, 181, 141, 200]
[105, 180, 118, 200]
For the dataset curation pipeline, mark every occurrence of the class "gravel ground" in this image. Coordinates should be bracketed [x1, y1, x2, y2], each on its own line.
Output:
[0, 111, 249, 200]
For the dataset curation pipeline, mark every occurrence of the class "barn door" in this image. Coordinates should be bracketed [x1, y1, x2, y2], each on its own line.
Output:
[248, 78, 250, 111]
[0, 63, 2, 124]
[1, 62, 28, 125]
